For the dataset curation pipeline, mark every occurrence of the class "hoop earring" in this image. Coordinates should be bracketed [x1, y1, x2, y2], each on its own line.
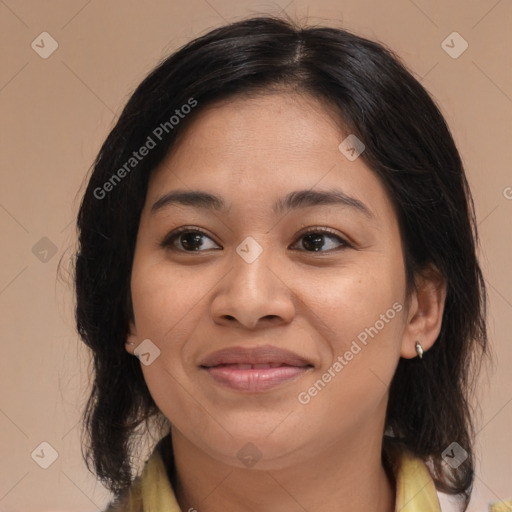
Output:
[415, 341, 424, 359]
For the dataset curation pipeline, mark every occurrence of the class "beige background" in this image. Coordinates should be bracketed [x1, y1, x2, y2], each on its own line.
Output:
[0, 1, 511, 511]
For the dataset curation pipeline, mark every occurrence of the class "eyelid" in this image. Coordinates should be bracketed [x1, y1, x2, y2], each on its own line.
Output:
[289, 226, 352, 251]
[160, 226, 221, 250]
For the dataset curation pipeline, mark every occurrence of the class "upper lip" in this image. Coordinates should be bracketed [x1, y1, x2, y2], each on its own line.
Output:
[200, 345, 313, 368]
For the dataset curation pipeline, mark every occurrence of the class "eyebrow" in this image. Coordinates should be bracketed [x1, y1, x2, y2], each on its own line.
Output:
[151, 188, 374, 218]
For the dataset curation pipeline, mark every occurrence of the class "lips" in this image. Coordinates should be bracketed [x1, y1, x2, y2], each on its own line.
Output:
[213, 363, 291, 369]
[199, 345, 313, 393]
[199, 345, 312, 368]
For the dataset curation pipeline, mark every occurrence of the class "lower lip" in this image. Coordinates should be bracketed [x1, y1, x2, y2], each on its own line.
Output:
[202, 365, 312, 392]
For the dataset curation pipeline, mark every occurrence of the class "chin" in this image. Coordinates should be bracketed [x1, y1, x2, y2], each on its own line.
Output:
[213, 431, 308, 469]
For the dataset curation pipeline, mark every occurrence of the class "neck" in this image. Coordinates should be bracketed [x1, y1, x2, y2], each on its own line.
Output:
[169, 427, 395, 512]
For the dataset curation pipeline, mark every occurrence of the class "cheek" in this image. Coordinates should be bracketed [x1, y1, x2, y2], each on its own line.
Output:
[292, 255, 406, 399]
[130, 257, 209, 341]
[294, 297, 404, 440]
[130, 259, 213, 426]
[294, 255, 406, 339]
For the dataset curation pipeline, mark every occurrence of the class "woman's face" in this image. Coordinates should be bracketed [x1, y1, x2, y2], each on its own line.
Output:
[127, 92, 420, 469]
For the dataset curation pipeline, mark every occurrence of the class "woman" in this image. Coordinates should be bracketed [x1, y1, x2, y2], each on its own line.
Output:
[75, 16, 488, 511]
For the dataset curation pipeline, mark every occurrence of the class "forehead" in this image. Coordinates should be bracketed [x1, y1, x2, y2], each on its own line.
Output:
[144, 92, 393, 223]
[165, 91, 346, 161]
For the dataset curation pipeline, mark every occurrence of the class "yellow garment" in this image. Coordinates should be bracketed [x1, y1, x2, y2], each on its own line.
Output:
[393, 450, 441, 512]
[105, 440, 441, 511]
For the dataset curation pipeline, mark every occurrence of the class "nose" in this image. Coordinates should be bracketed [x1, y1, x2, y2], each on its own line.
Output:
[210, 244, 295, 329]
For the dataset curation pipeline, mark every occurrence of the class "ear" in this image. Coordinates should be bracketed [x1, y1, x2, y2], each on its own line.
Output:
[401, 265, 447, 359]
[125, 321, 139, 355]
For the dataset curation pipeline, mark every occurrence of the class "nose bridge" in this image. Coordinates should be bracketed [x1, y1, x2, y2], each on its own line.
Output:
[210, 235, 294, 328]
[227, 234, 279, 301]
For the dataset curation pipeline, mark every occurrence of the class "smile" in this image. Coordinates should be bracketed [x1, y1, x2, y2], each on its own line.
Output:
[202, 363, 313, 392]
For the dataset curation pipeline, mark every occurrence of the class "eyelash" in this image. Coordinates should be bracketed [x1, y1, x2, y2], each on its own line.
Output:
[160, 226, 352, 253]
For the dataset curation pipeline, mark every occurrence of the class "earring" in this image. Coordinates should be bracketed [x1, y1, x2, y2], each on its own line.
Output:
[415, 341, 424, 359]
[126, 341, 135, 346]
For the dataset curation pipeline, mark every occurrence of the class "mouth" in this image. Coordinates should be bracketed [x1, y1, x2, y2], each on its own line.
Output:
[199, 345, 314, 393]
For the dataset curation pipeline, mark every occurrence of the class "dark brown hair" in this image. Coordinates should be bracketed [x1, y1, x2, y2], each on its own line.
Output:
[75, 16, 487, 509]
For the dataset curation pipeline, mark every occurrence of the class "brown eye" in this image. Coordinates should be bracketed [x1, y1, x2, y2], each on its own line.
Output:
[291, 229, 350, 252]
[161, 228, 221, 252]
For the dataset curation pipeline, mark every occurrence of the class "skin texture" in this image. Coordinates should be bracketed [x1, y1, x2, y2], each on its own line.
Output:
[126, 92, 446, 512]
